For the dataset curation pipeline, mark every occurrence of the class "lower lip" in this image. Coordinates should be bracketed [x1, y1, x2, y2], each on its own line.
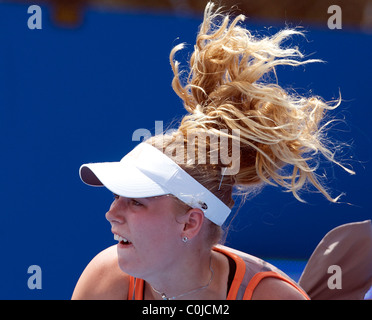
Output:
[117, 241, 133, 249]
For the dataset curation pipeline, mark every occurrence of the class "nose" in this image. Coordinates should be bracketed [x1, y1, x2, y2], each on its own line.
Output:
[105, 198, 126, 224]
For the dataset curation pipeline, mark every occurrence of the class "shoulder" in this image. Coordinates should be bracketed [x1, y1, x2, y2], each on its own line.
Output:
[251, 276, 308, 300]
[215, 245, 308, 300]
[71, 245, 130, 300]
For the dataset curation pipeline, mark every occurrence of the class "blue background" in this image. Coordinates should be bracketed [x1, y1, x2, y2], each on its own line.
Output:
[0, 2, 371, 299]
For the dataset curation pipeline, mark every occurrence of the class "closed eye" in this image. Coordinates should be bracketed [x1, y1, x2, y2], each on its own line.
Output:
[130, 199, 143, 207]
[112, 194, 144, 208]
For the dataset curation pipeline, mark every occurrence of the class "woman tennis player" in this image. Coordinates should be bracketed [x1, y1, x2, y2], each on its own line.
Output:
[72, 2, 353, 300]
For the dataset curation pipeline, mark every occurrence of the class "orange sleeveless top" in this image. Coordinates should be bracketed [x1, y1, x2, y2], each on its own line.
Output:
[127, 245, 309, 300]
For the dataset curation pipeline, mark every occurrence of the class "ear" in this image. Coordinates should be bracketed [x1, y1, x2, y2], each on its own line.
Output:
[178, 208, 204, 241]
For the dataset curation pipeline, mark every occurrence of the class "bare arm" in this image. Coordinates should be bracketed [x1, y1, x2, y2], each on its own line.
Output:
[71, 245, 129, 300]
[252, 277, 308, 300]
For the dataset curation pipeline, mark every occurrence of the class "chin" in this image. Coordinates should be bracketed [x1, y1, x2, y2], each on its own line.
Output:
[116, 248, 145, 278]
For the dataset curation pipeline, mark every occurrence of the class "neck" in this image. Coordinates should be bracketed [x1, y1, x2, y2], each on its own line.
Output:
[151, 260, 214, 300]
[144, 247, 217, 300]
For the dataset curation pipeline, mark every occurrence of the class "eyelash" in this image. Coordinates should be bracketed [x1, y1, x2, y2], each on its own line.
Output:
[131, 199, 143, 207]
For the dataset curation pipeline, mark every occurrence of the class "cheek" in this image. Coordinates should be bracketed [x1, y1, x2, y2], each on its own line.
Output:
[145, 216, 184, 255]
[139, 218, 181, 251]
[117, 216, 182, 274]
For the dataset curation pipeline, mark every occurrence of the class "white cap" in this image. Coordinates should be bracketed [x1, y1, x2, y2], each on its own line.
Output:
[79, 142, 231, 226]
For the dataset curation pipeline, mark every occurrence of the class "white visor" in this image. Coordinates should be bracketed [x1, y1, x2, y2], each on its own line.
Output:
[79, 142, 231, 226]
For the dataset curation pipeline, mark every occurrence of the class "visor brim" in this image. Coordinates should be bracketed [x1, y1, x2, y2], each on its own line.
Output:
[79, 162, 170, 198]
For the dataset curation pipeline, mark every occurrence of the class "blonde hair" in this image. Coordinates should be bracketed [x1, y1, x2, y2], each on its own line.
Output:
[147, 2, 354, 243]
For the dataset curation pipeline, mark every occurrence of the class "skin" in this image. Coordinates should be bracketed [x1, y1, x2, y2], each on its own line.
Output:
[71, 195, 306, 300]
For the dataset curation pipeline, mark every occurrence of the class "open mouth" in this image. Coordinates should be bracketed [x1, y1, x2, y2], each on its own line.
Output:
[114, 234, 132, 246]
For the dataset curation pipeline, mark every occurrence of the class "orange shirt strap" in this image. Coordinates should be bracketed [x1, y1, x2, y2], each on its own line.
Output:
[134, 278, 145, 300]
[127, 276, 135, 300]
[243, 271, 310, 300]
[127, 276, 145, 300]
[213, 246, 246, 300]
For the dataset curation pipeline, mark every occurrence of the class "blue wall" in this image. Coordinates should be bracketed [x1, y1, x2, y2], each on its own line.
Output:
[0, 3, 371, 299]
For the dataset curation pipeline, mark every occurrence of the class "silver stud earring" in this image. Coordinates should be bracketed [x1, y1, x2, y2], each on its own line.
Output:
[182, 236, 188, 243]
